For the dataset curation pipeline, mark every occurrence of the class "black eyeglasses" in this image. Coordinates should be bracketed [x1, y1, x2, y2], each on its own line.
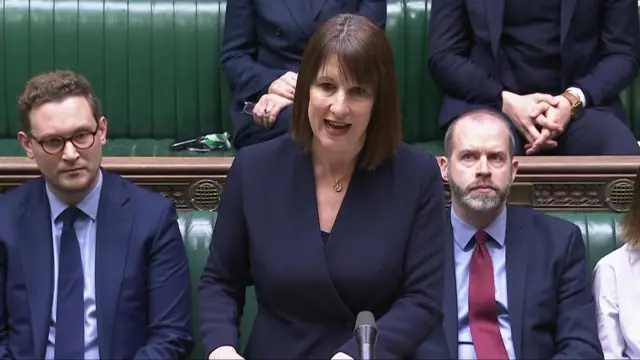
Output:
[30, 127, 100, 155]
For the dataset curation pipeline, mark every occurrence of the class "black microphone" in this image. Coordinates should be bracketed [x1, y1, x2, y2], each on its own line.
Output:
[354, 311, 378, 360]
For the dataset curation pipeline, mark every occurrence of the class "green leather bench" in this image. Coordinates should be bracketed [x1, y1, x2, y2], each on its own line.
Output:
[180, 210, 625, 359]
[1, 0, 639, 156]
[0, 0, 234, 157]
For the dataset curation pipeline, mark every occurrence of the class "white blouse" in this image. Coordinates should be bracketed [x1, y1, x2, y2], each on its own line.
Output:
[593, 243, 640, 360]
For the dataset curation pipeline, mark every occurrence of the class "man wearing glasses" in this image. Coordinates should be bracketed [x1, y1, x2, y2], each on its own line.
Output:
[0, 70, 193, 359]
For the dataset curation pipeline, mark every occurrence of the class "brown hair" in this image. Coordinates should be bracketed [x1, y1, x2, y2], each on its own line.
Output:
[443, 108, 516, 159]
[621, 166, 640, 247]
[290, 13, 402, 170]
[18, 70, 101, 134]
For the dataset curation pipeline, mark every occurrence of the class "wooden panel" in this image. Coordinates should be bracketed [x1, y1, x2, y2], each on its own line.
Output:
[0, 156, 638, 212]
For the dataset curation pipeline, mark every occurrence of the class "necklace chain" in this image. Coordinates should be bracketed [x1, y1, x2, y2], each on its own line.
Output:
[315, 156, 349, 193]
[321, 164, 345, 193]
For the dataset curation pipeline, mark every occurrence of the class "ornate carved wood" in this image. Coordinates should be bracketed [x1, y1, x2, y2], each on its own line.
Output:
[0, 156, 637, 212]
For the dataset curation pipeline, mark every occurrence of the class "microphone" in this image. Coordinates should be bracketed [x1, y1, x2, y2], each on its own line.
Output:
[354, 311, 378, 360]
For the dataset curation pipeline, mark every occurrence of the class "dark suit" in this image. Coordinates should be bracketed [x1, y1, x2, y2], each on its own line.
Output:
[198, 135, 446, 359]
[416, 205, 603, 359]
[220, 0, 386, 149]
[0, 171, 193, 359]
[429, 0, 640, 155]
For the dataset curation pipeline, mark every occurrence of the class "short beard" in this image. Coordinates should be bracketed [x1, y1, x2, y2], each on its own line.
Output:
[448, 174, 511, 213]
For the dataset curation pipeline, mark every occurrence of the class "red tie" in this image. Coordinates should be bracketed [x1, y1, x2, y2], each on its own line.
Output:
[468, 230, 509, 360]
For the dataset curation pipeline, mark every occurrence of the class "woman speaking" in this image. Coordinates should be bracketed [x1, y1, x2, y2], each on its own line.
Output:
[199, 14, 447, 360]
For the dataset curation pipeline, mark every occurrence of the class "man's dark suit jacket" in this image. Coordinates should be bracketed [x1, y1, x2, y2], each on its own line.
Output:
[198, 135, 447, 359]
[415, 205, 604, 359]
[428, 0, 640, 126]
[220, 0, 386, 148]
[0, 170, 193, 359]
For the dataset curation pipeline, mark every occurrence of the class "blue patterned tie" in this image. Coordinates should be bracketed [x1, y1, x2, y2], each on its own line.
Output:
[55, 206, 85, 359]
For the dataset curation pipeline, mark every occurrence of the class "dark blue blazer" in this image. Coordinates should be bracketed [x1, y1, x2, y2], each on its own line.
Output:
[198, 135, 446, 359]
[428, 0, 640, 126]
[415, 205, 603, 360]
[0, 171, 193, 359]
[220, 0, 386, 149]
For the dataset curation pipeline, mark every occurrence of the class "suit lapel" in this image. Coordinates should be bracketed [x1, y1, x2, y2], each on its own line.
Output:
[289, 149, 353, 319]
[94, 172, 133, 359]
[19, 178, 53, 359]
[281, 0, 316, 38]
[505, 205, 529, 360]
[443, 211, 459, 359]
[483, 0, 505, 57]
[560, 0, 577, 46]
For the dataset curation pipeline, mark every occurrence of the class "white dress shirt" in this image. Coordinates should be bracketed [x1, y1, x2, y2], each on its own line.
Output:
[566, 87, 586, 107]
[593, 243, 640, 359]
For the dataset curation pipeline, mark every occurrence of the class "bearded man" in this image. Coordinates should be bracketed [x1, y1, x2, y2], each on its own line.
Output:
[415, 109, 603, 360]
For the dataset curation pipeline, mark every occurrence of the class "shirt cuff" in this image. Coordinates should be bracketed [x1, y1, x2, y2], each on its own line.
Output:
[566, 87, 586, 107]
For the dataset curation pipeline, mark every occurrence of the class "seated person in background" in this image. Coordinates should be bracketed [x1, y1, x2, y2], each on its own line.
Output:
[428, 0, 640, 156]
[416, 109, 603, 360]
[0, 70, 193, 359]
[220, 0, 386, 149]
[199, 14, 446, 360]
[593, 168, 640, 359]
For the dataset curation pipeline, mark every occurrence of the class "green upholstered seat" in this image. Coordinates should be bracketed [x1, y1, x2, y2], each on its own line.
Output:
[103, 139, 236, 157]
[0, 0, 638, 156]
[179, 211, 255, 359]
[0, 0, 233, 157]
[179, 209, 625, 359]
[548, 212, 626, 271]
[387, 0, 444, 153]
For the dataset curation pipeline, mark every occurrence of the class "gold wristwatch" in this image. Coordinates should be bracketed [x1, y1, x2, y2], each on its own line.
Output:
[560, 90, 583, 119]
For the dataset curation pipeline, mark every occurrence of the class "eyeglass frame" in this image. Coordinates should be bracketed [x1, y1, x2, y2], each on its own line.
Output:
[28, 125, 101, 155]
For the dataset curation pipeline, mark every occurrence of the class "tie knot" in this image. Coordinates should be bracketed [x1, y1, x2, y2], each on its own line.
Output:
[474, 230, 488, 246]
[58, 206, 83, 227]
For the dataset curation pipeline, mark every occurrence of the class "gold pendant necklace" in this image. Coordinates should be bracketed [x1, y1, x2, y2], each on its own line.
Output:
[333, 179, 343, 192]
[316, 157, 345, 192]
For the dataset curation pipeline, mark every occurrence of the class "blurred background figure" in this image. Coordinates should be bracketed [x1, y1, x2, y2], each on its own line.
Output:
[220, 0, 386, 149]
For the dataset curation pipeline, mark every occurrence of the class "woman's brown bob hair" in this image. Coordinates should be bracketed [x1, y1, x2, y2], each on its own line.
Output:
[621, 166, 640, 247]
[290, 13, 402, 170]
